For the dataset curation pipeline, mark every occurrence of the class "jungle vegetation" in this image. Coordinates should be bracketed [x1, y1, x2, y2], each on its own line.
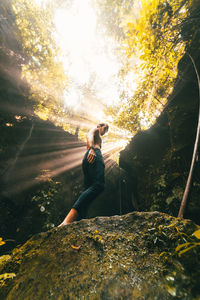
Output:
[5, 0, 198, 136]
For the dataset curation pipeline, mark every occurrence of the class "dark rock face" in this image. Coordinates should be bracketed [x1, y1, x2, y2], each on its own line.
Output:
[0, 212, 199, 299]
[120, 53, 200, 224]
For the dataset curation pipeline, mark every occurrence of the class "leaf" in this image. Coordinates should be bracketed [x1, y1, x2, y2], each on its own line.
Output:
[178, 245, 196, 256]
[175, 243, 191, 252]
[166, 285, 176, 297]
[0, 238, 5, 246]
[0, 273, 16, 280]
[71, 245, 81, 250]
[159, 251, 167, 258]
[193, 229, 200, 239]
[0, 255, 11, 265]
[153, 237, 158, 244]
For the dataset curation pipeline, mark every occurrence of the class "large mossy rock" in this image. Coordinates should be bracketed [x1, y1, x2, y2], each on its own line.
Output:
[0, 212, 199, 299]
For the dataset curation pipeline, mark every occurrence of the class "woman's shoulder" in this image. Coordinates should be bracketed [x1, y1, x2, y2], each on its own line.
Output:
[87, 127, 99, 136]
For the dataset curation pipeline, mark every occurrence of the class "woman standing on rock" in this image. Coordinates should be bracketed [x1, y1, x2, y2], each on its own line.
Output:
[59, 123, 109, 226]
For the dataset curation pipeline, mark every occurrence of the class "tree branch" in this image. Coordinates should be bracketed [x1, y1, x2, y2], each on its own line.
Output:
[178, 54, 200, 218]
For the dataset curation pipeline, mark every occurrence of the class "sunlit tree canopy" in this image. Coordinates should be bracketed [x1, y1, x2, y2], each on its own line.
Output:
[11, 0, 198, 142]
[12, 0, 69, 122]
[109, 0, 195, 132]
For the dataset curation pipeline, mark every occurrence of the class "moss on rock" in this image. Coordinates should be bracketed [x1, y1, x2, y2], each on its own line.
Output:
[0, 212, 199, 299]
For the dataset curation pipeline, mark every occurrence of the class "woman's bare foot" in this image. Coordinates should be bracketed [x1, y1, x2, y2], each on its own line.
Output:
[58, 221, 68, 227]
[58, 208, 79, 227]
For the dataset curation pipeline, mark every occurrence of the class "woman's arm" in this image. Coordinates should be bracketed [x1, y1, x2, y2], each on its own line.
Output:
[86, 128, 99, 148]
[86, 128, 99, 163]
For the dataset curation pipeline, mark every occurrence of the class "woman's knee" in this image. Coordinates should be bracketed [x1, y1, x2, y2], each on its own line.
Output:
[94, 182, 104, 193]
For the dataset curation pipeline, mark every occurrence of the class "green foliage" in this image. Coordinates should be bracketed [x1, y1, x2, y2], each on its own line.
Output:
[175, 229, 200, 256]
[156, 174, 166, 188]
[12, 0, 68, 121]
[193, 229, 200, 239]
[123, 0, 190, 118]
[155, 220, 200, 297]
[0, 238, 15, 287]
[94, 0, 136, 40]
[0, 273, 16, 281]
[165, 186, 183, 206]
[0, 255, 11, 265]
[31, 170, 63, 229]
[0, 238, 5, 247]
[106, 99, 142, 133]
[106, 0, 196, 132]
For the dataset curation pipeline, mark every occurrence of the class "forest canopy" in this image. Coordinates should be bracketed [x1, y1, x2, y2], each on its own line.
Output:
[12, 0, 68, 122]
[11, 0, 197, 136]
[101, 0, 194, 132]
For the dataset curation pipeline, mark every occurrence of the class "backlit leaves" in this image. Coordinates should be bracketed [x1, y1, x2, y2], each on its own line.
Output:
[175, 228, 200, 256]
[0, 255, 11, 265]
[12, 0, 68, 121]
[0, 273, 16, 280]
[0, 238, 5, 247]
[193, 229, 200, 239]
[112, 0, 194, 132]
[0, 239, 15, 287]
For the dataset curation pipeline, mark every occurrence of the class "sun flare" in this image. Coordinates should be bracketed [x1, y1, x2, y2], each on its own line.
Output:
[32, 0, 133, 151]
[54, 0, 122, 114]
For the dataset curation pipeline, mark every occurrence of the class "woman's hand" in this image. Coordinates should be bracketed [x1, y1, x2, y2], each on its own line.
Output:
[87, 148, 96, 163]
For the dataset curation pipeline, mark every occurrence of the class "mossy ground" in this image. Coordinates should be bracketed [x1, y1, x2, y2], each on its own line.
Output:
[0, 212, 199, 300]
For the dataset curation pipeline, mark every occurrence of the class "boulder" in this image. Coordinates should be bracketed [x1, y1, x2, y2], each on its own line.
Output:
[0, 211, 199, 299]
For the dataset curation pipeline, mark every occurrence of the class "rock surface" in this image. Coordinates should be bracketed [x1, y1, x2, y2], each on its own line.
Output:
[0, 212, 199, 299]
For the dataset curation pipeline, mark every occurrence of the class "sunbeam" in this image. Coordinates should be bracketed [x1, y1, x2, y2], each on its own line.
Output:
[1, 0, 134, 199]
[53, 0, 123, 123]
[4, 131, 128, 195]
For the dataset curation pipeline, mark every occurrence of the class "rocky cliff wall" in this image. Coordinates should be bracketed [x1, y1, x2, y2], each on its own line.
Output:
[120, 53, 200, 224]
